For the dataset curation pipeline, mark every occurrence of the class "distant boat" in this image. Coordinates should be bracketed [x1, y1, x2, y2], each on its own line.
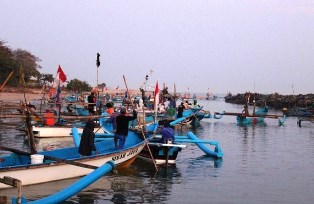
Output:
[287, 106, 314, 127]
[214, 92, 286, 125]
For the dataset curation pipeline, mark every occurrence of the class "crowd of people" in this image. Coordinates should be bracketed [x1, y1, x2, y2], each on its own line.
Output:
[62, 91, 200, 156]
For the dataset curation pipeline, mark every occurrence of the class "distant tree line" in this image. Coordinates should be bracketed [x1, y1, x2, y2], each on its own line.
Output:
[0, 40, 93, 92]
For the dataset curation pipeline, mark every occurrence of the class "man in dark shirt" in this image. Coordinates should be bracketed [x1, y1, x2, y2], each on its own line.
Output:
[87, 92, 96, 115]
[114, 107, 137, 149]
[177, 102, 185, 118]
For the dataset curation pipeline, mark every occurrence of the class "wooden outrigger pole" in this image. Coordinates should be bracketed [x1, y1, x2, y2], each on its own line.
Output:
[213, 111, 282, 119]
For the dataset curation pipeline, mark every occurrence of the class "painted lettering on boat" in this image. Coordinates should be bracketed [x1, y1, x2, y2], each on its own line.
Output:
[112, 153, 126, 161]
[126, 148, 139, 156]
[111, 148, 139, 161]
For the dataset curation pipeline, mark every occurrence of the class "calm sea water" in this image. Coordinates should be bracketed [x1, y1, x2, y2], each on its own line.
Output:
[1, 100, 314, 204]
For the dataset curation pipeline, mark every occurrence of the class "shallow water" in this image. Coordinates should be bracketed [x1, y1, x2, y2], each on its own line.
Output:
[1, 100, 314, 204]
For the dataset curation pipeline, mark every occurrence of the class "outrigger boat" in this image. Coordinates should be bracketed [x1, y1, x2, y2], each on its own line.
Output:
[3, 161, 115, 203]
[91, 116, 223, 165]
[285, 106, 314, 127]
[169, 107, 207, 127]
[214, 106, 287, 125]
[0, 124, 153, 189]
[215, 92, 287, 125]
[137, 117, 223, 165]
[14, 114, 111, 138]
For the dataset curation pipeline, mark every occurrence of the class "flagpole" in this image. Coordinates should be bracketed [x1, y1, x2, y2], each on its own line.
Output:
[96, 53, 100, 90]
[96, 53, 100, 114]
[154, 81, 159, 123]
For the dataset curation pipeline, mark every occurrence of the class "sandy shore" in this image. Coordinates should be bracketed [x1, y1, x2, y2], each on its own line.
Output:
[0, 92, 43, 103]
[0, 88, 145, 104]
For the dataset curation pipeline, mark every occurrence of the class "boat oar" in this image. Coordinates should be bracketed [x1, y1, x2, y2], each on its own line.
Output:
[0, 145, 98, 170]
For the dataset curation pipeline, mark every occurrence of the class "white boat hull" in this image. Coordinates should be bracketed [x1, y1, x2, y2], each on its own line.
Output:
[0, 145, 144, 189]
[32, 126, 100, 138]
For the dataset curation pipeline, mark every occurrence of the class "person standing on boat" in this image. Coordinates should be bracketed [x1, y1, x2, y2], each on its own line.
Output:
[177, 102, 185, 118]
[114, 107, 137, 149]
[87, 91, 96, 115]
[78, 119, 97, 156]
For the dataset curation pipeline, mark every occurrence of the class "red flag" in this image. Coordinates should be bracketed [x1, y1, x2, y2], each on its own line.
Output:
[154, 81, 159, 113]
[57, 65, 67, 83]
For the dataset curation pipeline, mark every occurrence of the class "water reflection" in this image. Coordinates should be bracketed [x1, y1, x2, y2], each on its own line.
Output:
[2, 100, 314, 203]
[61, 160, 182, 204]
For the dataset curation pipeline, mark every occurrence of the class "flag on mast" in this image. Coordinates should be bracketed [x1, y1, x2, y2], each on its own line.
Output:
[57, 65, 67, 83]
[154, 81, 159, 113]
[53, 65, 67, 88]
[54, 65, 67, 118]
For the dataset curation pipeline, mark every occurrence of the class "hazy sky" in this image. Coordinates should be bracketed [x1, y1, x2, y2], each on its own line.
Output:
[1, 1, 314, 95]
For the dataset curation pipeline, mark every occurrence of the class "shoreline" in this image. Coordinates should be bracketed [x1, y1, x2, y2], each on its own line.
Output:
[0, 92, 43, 103]
[0, 88, 145, 104]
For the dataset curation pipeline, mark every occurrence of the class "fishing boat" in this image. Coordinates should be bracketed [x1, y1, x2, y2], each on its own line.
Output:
[236, 106, 269, 125]
[32, 124, 85, 138]
[284, 106, 314, 127]
[30, 121, 109, 138]
[15, 113, 111, 138]
[214, 105, 286, 125]
[138, 132, 223, 165]
[84, 115, 223, 165]
[0, 123, 156, 189]
[171, 107, 205, 127]
[16, 121, 99, 138]
[214, 91, 286, 125]
[4, 161, 115, 203]
[137, 118, 223, 165]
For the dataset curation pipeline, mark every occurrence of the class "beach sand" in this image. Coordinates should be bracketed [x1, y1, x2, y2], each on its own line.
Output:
[0, 92, 42, 103]
[0, 88, 144, 104]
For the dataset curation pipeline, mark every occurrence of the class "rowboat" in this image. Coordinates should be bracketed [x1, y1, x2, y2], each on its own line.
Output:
[0, 124, 155, 189]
